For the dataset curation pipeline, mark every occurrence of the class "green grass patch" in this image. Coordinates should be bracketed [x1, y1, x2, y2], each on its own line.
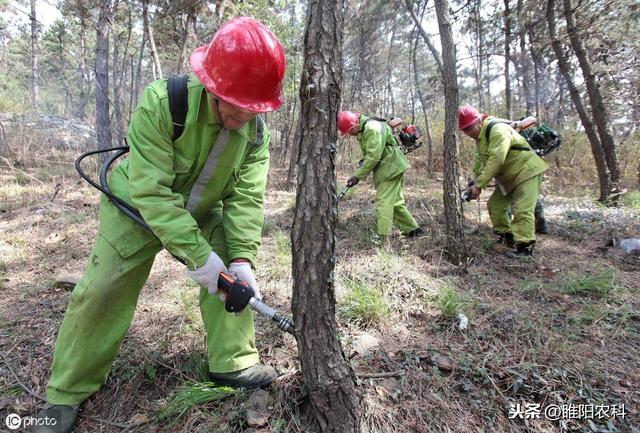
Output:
[158, 382, 236, 421]
[182, 351, 210, 383]
[569, 304, 607, 326]
[560, 270, 617, 298]
[434, 285, 471, 320]
[338, 277, 389, 327]
[621, 190, 640, 211]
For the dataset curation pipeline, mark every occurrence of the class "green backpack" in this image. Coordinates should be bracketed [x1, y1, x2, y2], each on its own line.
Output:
[486, 118, 561, 157]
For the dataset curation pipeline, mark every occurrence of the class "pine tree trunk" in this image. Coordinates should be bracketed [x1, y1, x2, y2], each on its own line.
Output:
[503, 0, 512, 119]
[411, 29, 433, 176]
[96, 0, 113, 155]
[562, 0, 621, 198]
[434, 0, 467, 265]
[76, 11, 88, 120]
[292, 0, 362, 431]
[30, 0, 39, 111]
[142, 0, 162, 79]
[546, 0, 611, 202]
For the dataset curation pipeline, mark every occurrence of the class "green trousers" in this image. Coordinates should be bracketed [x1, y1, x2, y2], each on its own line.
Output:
[375, 173, 419, 236]
[487, 174, 543, 244]
[46, 213, 258, 405]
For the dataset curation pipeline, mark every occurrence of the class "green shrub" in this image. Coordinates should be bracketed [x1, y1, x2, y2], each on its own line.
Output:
[338, 277, 389, 327]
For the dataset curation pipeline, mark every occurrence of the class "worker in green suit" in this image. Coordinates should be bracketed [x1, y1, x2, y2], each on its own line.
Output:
[459, 105, 548, 257]
[33, 17, 286, 433]
[337, 111, 421, 242]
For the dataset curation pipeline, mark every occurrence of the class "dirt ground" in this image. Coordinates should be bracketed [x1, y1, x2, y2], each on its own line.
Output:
[1, 146, 639, 433]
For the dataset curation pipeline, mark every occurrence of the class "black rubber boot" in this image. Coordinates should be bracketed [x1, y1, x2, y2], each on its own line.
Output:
[535, 200, 549, 234]
[506, 241, 535, 258]
[32, 404, 79, 433]
[209, 364, 277, 389]
[496, 232, 515, 248]
[403, 227, 424, 238]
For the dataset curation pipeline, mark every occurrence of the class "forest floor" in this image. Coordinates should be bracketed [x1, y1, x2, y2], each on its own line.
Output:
[1, 144, 639, 433]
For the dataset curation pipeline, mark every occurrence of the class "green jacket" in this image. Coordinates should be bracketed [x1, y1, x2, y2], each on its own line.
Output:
[102, 76, 269, 269]
[354, 116, 409, 185]
[473, 117, 548, 194]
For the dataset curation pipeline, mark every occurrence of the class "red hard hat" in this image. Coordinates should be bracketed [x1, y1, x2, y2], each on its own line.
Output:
[190, 17, 286, 113]
[337, 111, 360, 135]
[458, 105, 482, 130]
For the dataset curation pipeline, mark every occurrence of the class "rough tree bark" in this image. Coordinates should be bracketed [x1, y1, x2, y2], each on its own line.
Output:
[562, 0, 621, 198]
[503, 0, 512, 118]
[177, 11, 196, 74]
[546, 0, 612, 202]
[434, 0, 466, 265]
[96, 0, 112, 154]
[291, 0, 362, 431]
[30, 0, 39, 110]
[76, 7, 89, 120]
[411, 28, 433, 175]
[142, 0, 162, 79]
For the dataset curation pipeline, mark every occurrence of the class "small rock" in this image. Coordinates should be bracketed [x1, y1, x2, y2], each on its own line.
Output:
[430, 352, 455, 372]
[245, 389, 273, 428]
[55, 272, 82, 290]
[457, 313, 469, 330]
[617, 238, 640, 253]
[351, 334, 380, 357]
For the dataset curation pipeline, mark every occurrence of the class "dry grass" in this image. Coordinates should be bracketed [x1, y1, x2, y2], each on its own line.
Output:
[1, 142, 639, 433]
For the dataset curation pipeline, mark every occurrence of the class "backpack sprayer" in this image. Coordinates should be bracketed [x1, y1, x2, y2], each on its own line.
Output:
[75, 146, 294, 335]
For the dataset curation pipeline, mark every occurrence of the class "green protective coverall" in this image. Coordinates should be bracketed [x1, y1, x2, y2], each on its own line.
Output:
[472, 117, 548, 244]
[46, 76, 269, 405]
[353, 116, 419, 237]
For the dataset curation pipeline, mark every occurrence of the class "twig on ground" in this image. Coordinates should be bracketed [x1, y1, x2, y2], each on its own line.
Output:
[1, 156, 45, 186]
[357, 371, 404, 379]
[0, 352, 46, 402]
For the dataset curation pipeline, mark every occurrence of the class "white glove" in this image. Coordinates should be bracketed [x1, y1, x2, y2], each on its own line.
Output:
[228, 261, 261, 301]
[186, 252, 227, 298]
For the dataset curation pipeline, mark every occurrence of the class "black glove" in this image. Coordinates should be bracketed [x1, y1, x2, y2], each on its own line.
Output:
[347, 176, 360, 187]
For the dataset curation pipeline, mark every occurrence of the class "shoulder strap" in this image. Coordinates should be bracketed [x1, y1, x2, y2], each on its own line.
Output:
[361, 116, 387, 132]
[168, 75, 189, 141]
[485, 119, 509, 142]
[485, 119, 531, 152]
[253, 116, 264, 147]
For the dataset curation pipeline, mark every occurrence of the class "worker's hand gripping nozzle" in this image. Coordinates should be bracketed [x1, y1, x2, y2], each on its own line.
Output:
[217, 273, 295, 334]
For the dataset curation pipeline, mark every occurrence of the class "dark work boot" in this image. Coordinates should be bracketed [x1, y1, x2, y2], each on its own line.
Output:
[535, 200, 549, 234]
[506, 241, 535, 258]
[32, 404, 79, 433]
[496, 232, 515, 249]
[209, 364, 277, 389]
[403, 227, 424, 238]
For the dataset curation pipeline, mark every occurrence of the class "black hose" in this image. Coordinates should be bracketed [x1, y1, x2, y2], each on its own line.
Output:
[76, 146, 150, 230]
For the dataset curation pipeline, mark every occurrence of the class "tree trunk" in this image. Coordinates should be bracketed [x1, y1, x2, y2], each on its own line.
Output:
[286, 108, 302, 188]
[434, 0, 466, 265]
[562, 0, 621, 197]
[476, 0, 486, 110]
[142, 0, 162, 79]
[405, 0, 443, 76]
[177, 12, 196, 74]
[385, 18, 397, 114]
[503, 0, 512, 118]
[76, 11, 88, 120]
[526, 25, 542, 118]
[411, 28, 433, 176]
[133, 34, 147, 114]
[516, 0, 534, 115]
[30, 0, 39, 110]
[96, 0, 113, 154]
[292, 0, 362, 431]
[546, 0, 611, 202]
